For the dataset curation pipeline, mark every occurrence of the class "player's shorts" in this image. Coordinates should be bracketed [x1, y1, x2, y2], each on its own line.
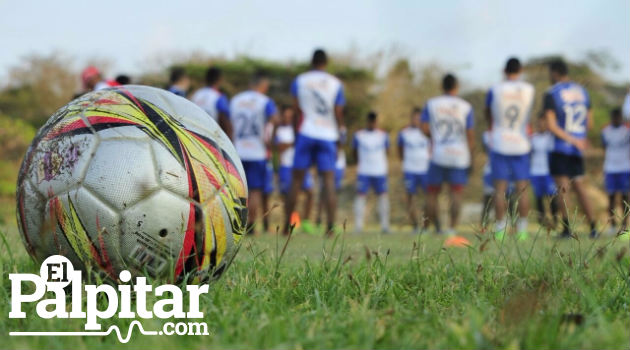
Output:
[427, 163, 468, 188]
[357, 175, 387, 195]
[605, 172, 630, 193]
[242, 160, 270, 191]
[264, 161, 274, 195]
[404, 172, 428, 194]
[490, 152, 530, 182]
[278, 166, 313, 194]
[548, 152, 584, 179]
[293, 134, 337, 172]
[530, 175, 556, 197]
[335, 168, 345, 190]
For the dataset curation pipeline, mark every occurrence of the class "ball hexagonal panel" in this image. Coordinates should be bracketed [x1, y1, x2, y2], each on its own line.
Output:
[83, 139, 158, 211]
[151, 141, 189, 198]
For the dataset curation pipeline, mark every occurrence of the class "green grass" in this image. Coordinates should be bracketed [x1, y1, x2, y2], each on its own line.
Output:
[1, 224, 629, 350]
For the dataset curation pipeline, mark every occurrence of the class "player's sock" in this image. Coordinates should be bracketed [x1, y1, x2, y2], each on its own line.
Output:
[535, 197, 545, 223]
[354, 195, 366, 233]
[495, 218, 507, 240]
[516, 217, 529, 240]
[378, 194, 390, 233]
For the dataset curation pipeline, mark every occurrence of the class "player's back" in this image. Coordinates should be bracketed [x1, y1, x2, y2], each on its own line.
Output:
[423, 95, 473, 168]
[230, 90, 272, 161]
[354, 129, 389, 176]
[191, 87, 223, 121]
[488, 80, 535, 155]
[530, 132, 554, 176]
[275, 125, 296, 168]
[292, 70, 344, 141]
[601, 124, 630, 173]
[399, 126, 430, 174]
[545, 81, 590, 155]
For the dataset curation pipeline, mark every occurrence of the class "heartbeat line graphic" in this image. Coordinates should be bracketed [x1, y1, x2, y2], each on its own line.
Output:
[9, 321, 158, 343]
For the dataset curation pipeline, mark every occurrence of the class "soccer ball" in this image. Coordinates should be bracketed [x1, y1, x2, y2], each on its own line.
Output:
[16, 85, 248, 283]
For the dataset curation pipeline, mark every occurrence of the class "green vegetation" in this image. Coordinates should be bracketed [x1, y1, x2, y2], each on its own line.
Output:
[1, 227, 628, 349]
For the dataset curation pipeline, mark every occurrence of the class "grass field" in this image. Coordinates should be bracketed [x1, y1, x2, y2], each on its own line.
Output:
[1, 222, 629, 350]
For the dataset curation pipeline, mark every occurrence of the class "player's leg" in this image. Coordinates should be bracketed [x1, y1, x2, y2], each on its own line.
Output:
[315, 179, 324, 227]
[354, 175, 368, 233]
[426, 163, 443, 233]
[569, 154, 596, 237]
[284, 135, 314, 235]
[446, 168, 468, 234]
[404, 173, 419, 232]
[300, 172, 315, 234]
[514, 179, 530, 240]
[247, 190, 262, 235]
[243, 161, 267, 235]
[490, 152, 510, 237]
[316, 140, 339, 236]
[262, 162, 274, 233]
[375, 176, 390, 234]
[604, 173, 617, 234]
[419, 174, 431, 232]
[553, 175, 572, 237]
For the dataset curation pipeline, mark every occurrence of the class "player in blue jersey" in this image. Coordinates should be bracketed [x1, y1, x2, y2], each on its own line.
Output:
[284, 49, 346, 236]
[544, 59, 597, 238]
[230, 71, 278, 235]
[191, 66, 233, 138]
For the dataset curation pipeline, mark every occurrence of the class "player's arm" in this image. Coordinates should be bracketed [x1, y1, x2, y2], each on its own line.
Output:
[265, 100, 279, 150]
[420, 105, 431, 138]
[543, 93, 586, 150]
[484, 89, 493, 128]
[397, 133, 404, 161]
[352, 134, 359, 164]
[335, 85, 346, 133]
[217, 96, 233, 141]
[290, 79, 302, 132]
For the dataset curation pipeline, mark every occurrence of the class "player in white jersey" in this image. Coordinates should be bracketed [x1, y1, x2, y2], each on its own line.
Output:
[420, 74, 475, 235]
[353, 112, 390, 233]
[398, 107, 431, 234]
[191, 66, 233, 138]
[530, 115, 559, 228]
[284, 49, 346, 236]
[275, 106, 315, 233]
[601, 108, 630, 236]
[230, 71, 278, 235]
[485, 58, 535, 240]
[622, 92, 630, 121]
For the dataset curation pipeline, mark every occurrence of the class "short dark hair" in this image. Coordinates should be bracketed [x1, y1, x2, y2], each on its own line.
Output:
[169, 67, 187, 84]
[412, 106, 422, 115]
[549, 59, 569, 76]
[442, 74, 458, 92]
[311, 49, 328, 67]
[251, 70, 269, 86]
[504, 57, 521, 74]
[611, 107, 622, 118]
[367, 111, 377, 122]
[205, 66, 222, 85]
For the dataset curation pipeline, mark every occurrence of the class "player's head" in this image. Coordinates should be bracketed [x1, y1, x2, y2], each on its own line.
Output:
[410, 106, 422, 127]
[311, 49, 328, 69]
[504, 57, 522, 77]
[281, 105, 294, 125]
[442, 73, 458, 94]
[170, 66, 190, 88]
[115, 74, 131, 85]
[81, 66, 101, 90]
[549, 59, 569, 83]
[251, 70, 270, 93]
[366, 111, 378, 129]
[610, 107, 622, 126]
[205, 66, 222, 86]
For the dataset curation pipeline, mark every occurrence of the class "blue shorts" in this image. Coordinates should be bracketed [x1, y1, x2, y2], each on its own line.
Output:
[530, 175, 556, 197]
[357, 175, 387, 195]
[490, 152, 530, 182]
[278, 166, 313, 194]
[264, 161, 274, 195]
[293, 134, 337, 172]
[427, 163, 468, 187]
[242, 160, 270, 191]
[404, 172, 428, 194]
[605, 172, 630, 193]
[335, 168, 345, 190]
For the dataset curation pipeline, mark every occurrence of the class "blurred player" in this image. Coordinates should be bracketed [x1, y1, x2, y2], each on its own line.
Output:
[77, 66, 118, 97]
[421, 74, 474, 235]
[275, 106, 315, 233]
[191, 66, 233, 137]
[284, 49, 345, 236]
[601, 107, 630, 235]
[530, 114, 558, 228]
[398, 107, 431, 234]
[485, 58, 535, 240]
[167, 67, 190, 97]
[544, 59, 597, 238]
[262, 122, 276, 234]
[115, 74, 131, 85]
[353, 112, 390, 234]
[230, 71, 278, 235]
